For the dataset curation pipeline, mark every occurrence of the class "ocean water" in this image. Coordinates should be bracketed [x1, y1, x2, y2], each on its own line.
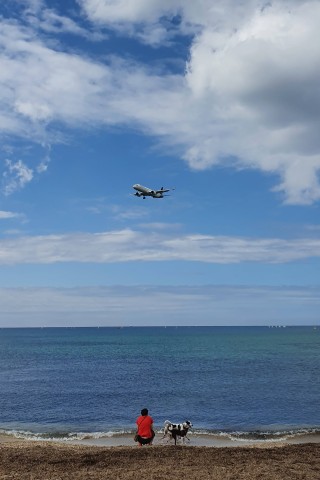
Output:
[0, 326, 319, 443]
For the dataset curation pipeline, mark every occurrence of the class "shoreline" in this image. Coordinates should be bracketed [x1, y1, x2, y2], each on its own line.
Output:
[0, 441, 319, 480]
[1, 431, 320, 448]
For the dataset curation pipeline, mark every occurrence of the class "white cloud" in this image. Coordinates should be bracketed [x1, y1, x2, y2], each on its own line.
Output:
[0, 210, 21, 219]
[14, 0, 44, 14]
[2, 159, 33, 195]
[77, 0, 260, 36]
[31, 8, 106, 40]
[1, 1, 320, 204]
[0, 229, 320, 265]
[184, 2, 320, 203]
[0, 19, 111, 129]
[77, 0, 185, 46]
[78, 0, 180, 24]
[0, 285, 319, 327]
[76, 1, 320, 204]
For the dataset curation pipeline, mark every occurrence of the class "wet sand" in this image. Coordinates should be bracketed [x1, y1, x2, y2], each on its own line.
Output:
[0, 437, 319, 480]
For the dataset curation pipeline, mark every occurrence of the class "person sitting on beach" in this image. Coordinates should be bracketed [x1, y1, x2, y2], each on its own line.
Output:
[135, 408, 155, 446]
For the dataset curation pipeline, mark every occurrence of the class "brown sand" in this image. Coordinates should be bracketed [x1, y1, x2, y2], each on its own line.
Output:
[0, 441, 319, 480]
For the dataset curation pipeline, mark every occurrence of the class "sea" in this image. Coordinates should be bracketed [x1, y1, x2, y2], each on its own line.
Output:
[0, 326, 319, 445]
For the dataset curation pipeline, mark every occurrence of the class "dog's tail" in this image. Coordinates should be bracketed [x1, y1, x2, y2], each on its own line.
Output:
[161, 420, 172, 440]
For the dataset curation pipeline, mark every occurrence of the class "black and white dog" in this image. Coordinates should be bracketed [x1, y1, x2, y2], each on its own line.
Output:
[162, 420, 193, 445]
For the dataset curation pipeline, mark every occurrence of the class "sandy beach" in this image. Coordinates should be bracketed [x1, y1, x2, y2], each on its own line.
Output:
[0, 435, 319, 480]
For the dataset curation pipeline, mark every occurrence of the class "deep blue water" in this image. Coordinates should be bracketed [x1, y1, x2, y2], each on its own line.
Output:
[0, 326, 319, 441]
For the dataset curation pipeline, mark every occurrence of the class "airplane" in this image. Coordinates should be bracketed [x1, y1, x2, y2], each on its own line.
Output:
[132, 184, 174, 199]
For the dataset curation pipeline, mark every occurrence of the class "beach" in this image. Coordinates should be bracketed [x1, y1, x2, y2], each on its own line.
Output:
[0, 437, 319, 480]
[1, 327, 319, 479]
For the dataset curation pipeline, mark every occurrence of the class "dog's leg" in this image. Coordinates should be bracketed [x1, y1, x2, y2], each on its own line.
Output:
[161, 425, 169, 441]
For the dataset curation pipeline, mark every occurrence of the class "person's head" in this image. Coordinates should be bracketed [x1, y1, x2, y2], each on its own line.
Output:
[141, 408, 148, 416]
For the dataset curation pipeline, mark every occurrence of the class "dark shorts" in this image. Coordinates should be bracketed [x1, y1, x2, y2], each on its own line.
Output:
[136, 435, 153, 445]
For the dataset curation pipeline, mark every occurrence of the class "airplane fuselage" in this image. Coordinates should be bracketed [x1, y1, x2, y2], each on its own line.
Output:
[132, 184, 168, 198]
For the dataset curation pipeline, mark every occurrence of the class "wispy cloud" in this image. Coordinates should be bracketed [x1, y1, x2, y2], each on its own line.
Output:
[0, 229, 320, 265]
[1, 285, 319, 327]
[2, 159, 33, 195]
[28, 6, 106, 40]
[0, 210, 21, 219]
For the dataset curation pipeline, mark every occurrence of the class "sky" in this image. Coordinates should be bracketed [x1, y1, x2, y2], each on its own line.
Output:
[1, 0, 320, 327]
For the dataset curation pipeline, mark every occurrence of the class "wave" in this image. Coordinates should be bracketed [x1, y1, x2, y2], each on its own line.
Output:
[1, 427, 320, 444]
[192, 427, 320, 443]
[0, 428, 134, 442]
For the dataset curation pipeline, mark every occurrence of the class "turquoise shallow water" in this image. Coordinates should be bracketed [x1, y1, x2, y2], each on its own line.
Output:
[0, 326, 319, 442]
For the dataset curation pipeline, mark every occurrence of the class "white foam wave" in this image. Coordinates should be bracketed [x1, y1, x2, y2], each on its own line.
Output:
[191, 427, 320, 443]
[1, 427, 319, 444]
[0, 428, 133, 442]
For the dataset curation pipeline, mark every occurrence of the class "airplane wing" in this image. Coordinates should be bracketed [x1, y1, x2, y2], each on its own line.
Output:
[155, 187, 172, 194]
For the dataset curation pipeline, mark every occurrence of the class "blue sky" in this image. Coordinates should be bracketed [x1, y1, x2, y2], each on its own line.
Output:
[1, 0, 320, 326]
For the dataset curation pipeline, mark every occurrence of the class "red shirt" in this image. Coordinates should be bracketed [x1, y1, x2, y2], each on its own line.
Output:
[136, 415, 153, 438]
